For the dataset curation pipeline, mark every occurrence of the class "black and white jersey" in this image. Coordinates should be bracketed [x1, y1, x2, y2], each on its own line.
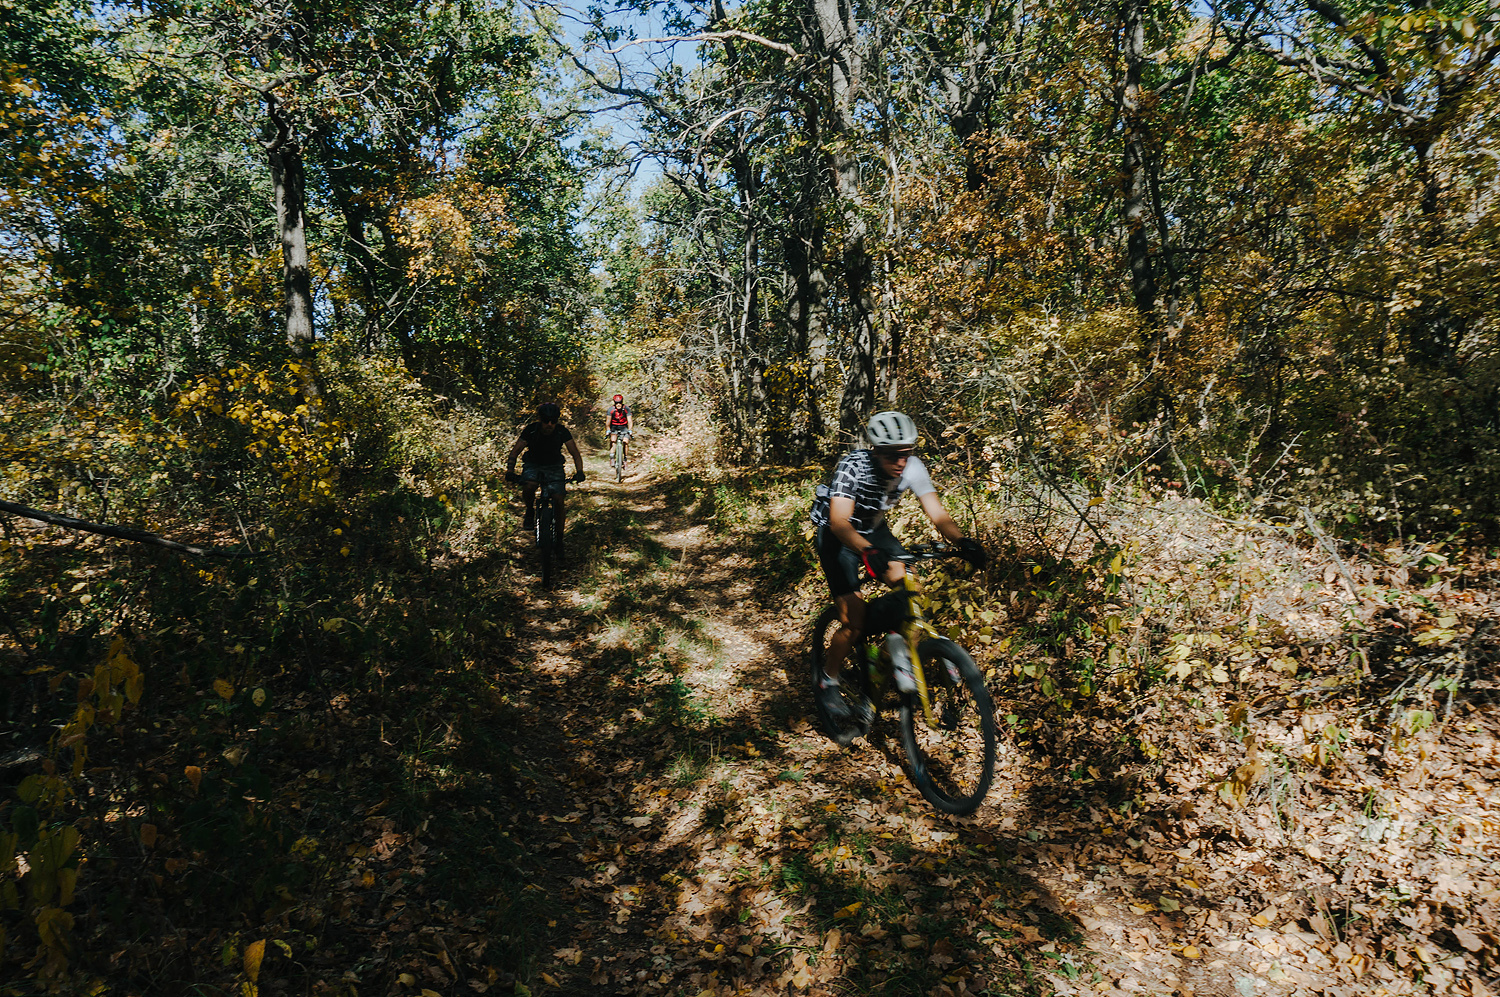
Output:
[810, 449, 936, 536]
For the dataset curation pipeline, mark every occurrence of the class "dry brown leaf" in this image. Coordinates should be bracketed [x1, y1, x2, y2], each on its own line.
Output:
[1452, 925, 1485, 953]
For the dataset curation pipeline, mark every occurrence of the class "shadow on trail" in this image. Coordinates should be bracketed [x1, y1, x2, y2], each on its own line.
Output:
[478, 458, 1087, 997]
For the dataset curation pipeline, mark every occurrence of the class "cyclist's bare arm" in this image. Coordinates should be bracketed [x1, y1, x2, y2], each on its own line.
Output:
[504, 435, 525, 474]
[566, 438, 585, 477]
[918, 491, 964, 543]
[829, 497, 903, 585]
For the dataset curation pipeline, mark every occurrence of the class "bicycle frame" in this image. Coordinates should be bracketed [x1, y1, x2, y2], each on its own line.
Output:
[895, 571, 945, 729]
[863, 544, 975, 729]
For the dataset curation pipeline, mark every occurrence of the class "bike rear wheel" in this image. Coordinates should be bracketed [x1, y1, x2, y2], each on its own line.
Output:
[613, 440, 624, 481]
[899, 638, 996, 815]
[810, 606, 875, 746]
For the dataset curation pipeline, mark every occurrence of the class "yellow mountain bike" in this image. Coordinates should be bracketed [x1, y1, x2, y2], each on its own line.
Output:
[809, 544, 996, 816]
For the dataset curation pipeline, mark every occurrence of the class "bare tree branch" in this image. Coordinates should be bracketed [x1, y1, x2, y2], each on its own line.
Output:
[0, 500, 237, 558]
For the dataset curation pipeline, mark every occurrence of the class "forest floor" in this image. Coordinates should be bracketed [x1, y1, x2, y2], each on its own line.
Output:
[438, 436, 1499, 997]
[8, 428, 1499, 997]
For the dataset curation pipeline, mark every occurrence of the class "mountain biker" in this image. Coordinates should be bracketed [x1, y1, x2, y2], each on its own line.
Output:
[504, 402, 585, 560]
[810, 411, 986, 721]
[605, 394, 633, 468]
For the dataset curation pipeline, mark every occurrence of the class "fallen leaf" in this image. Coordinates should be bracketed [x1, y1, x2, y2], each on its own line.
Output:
[1453, 926, 1484, 952]
[243, 939, 265, 983]
[901, 934, 925, 949]
[213, 678, 234, 701]
[1182, 945, 1202, 960]
[184, 766, 202, 793]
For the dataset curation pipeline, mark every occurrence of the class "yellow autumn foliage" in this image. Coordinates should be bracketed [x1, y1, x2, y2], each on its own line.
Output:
[173, 361, 346, 506]
[393, 175, 517, 286]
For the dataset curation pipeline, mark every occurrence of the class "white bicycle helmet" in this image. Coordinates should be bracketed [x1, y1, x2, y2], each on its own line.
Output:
[866, 411, 919, 448]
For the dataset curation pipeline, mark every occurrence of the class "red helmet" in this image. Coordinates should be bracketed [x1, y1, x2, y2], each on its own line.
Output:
[613, 394, 624, 403]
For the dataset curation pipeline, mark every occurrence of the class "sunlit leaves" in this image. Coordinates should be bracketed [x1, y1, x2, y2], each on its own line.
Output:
[173, 360, 346, 506]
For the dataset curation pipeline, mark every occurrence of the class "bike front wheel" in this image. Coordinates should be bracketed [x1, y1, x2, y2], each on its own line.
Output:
[613, 440, 624, 481]
[899, 638, 996, 815]
[537, 503, 555, 588]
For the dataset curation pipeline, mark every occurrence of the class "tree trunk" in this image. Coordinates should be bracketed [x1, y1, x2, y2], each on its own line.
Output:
[812, 0, 881, 439]
[266, 97, 320, 401]
[1119, 0, 1157, 325]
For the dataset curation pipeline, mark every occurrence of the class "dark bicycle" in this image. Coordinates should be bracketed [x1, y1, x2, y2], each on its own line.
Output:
[608, 430, 631, 482]
[506, 467, 579, 588]
[809, 544, 997, 815]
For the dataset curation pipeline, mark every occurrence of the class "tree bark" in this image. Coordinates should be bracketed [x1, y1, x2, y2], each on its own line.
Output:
[812, 0, 882, 439]
[1119, 0, 1157, 325]
[266, 95, 320, 402]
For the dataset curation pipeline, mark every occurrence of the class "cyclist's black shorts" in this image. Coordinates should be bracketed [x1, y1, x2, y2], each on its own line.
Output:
[521, 464, 567, 497]
[815, 522, 906, 598]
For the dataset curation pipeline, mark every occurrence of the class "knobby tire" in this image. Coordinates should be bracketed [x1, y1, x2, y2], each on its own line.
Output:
[899, 639, 996, 815]
[537, 504, 555, 589]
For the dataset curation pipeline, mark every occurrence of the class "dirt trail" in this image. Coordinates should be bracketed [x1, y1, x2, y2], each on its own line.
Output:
[495, 452, 1497, 997]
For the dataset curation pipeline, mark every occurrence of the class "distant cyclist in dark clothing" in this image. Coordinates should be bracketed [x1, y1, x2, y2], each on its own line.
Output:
[505, 402, 585, 545]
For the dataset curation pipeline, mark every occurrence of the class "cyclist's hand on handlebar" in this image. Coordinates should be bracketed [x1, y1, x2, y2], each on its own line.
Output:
[572, 470, 586, 484]
[504, 470, 521, 484]
[860, 546, 890, 579]
[954, 537, 987, 568]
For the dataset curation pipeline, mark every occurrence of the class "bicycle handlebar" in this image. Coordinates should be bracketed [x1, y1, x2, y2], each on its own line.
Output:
[892, 543, 977, 565]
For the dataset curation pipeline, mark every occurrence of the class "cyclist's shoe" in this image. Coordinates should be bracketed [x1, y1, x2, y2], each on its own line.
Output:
[522, 507, 535, 531]
[886, 633, 917, 693]
[817, 676, 851, 722]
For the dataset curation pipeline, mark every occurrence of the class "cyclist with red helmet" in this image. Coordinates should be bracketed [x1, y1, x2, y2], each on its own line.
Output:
[605, 394, 633, 468]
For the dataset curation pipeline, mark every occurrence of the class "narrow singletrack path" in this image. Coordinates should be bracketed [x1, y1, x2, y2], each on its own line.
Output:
[480, 443, 1419, 997]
